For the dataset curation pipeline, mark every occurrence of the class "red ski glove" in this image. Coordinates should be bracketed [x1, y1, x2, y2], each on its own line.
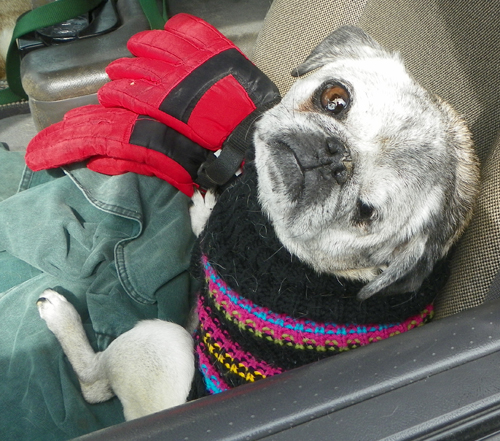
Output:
[25, 105, 209, 196]
[25, 13, 280, 194]
[98, 13, 280, 151]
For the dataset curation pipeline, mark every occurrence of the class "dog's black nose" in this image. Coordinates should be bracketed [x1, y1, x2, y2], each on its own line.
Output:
[325, 137, 346, 157]
[325, 137, 351, 185]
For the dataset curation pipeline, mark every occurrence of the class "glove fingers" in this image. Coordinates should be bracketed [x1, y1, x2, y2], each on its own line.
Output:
[105, 57, 185, 83]
[126, 29, 203, 63]
[163, 13, 225, 41]
[106, 13, 241, 88]
[163, 13, 238, 54]
[63, 104, 110, 121]
[111, 27, 236, 85]
[25, 106, 139, 171]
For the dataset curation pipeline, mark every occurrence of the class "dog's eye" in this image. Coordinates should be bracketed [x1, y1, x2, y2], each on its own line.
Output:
[320, 85, 350, 115]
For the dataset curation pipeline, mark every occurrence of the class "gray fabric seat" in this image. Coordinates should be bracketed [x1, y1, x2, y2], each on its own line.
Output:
[252, 0, 500, 319]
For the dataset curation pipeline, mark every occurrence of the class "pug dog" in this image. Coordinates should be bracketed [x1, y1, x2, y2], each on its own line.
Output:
[254, 26, 479, 301]
[36, 26, 480, 421]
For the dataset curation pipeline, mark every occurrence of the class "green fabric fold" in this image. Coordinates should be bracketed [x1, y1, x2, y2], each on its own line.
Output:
[0, 152, 196, 440]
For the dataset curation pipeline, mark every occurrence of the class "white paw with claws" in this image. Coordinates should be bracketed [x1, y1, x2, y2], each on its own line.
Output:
[37, 289, 83, 337]
[189, 189, 217, 237]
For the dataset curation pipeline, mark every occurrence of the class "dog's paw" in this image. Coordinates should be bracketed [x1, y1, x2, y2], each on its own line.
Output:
[190, 189, 217, 237]
[37, 289, 82, 336]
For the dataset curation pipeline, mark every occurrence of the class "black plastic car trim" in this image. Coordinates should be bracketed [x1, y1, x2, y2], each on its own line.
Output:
[75, 298, 500, 441]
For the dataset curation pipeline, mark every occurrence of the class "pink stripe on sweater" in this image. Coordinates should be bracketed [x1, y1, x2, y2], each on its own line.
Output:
[202, 255, 433, 350]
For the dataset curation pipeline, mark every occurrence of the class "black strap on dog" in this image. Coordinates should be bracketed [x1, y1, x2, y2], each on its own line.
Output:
[196, 97, 281, 189]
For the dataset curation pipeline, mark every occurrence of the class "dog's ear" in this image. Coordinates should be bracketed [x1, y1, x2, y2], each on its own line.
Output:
[292, 26, 384, 77]
[356, 235, 439, 301]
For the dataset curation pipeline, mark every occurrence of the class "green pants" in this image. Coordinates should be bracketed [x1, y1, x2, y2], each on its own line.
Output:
[0, 149, 195, 440]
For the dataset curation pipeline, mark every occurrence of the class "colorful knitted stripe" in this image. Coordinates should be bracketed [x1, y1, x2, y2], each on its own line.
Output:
[195, 288, 285, 390]
[195, 255, 434, 394]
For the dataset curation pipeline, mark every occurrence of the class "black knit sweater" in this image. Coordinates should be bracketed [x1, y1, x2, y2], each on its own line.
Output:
[190, 155, 448, 396]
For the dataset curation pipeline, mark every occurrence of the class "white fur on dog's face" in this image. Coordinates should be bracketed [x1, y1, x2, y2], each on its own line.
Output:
[254, 26, 479, 300]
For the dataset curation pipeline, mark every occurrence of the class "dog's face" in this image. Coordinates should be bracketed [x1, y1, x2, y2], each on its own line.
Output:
[254, 26, 479, 300]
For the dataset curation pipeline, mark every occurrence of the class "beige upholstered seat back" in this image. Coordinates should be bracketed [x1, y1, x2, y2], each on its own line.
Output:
[252, 0, 500, 318]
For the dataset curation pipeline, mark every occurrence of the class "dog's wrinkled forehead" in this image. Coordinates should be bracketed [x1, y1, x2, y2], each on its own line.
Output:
[287, 26, 423, 130]
[287, 56, 424, 136]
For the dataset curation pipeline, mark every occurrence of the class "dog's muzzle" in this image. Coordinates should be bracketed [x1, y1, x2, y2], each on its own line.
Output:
[271, 133, 352, 187]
